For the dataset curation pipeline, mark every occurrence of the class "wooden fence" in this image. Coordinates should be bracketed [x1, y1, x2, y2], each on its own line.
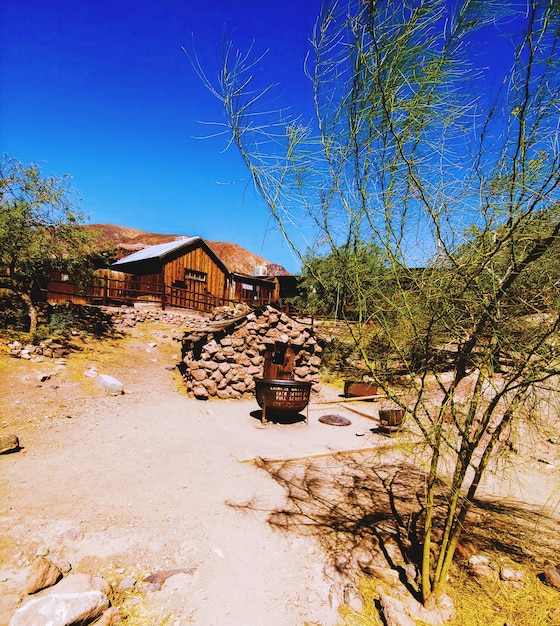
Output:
[46, 276, 277, 313]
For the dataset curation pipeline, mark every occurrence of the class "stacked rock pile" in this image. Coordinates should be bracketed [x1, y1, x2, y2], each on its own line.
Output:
[109, 306, 197, 328]
[7, 340, 68, 360]
[180, 304, 322, 400]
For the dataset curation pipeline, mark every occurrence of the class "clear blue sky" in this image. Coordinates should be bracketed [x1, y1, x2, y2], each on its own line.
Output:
[1, 1, 322, 274]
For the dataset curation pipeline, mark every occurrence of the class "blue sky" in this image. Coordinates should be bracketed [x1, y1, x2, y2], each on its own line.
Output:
[1, 1, 322, 273]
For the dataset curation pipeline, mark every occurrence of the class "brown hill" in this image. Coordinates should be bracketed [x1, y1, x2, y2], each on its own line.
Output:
[84, 224, 181, 249]
[84, 224, 291, 277]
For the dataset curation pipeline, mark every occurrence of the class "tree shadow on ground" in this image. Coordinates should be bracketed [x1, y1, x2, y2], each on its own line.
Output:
[229, 451, 559, 587]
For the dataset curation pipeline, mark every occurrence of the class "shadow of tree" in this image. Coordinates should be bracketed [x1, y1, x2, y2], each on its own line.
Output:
[230, 451, 559, 588]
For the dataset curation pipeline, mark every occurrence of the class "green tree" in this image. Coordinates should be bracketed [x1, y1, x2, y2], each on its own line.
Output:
[199, 0, 560, 608]
[0, 155, 95, 334]
[295, 241, 386, 319]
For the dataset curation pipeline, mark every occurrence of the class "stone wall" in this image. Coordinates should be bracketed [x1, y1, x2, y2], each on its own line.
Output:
[180, 305, 322, 400]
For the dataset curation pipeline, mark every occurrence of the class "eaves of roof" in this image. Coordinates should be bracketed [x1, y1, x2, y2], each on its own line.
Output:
[230, 272, 276, 283]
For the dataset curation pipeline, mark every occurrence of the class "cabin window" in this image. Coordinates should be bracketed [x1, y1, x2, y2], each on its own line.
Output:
[184, 269, 207, 283]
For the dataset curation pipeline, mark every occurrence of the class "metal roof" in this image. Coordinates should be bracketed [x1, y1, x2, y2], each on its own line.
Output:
[112, 237, 200, 266]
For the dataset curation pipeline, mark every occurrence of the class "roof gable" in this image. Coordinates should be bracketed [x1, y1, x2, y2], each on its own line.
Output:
[111, 236, 232, 276]
[112, 237, 199, 266]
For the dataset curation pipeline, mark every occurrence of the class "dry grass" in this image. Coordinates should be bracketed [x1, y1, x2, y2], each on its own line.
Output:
[338, 559, 560, 626]
[103, 567, 179, 625]
[445, 561, 560, 626]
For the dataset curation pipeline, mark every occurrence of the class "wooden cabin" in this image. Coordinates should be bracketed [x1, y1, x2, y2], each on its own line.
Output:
[46, 231, 291, 312]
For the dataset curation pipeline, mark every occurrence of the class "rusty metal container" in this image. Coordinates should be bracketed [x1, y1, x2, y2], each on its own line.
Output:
[344, 380, 378, 398]
[254, 378, 312, 424]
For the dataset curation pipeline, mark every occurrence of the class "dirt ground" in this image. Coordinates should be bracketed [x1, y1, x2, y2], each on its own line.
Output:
[1, 315, 560, 626]
[0, 316, 400, 626]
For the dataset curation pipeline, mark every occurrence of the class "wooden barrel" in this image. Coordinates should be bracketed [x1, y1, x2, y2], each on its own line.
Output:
[378, 408, 405, 433]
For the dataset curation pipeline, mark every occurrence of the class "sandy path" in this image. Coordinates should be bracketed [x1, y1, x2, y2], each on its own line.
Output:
[0, 320, 384, 625]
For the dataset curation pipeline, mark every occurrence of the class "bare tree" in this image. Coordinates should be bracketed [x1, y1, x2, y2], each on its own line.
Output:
[195, 0, 560, 606]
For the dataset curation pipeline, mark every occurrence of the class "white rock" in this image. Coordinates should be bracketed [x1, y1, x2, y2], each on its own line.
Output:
[97, 374, 124, 395]
[468, 554, 489, 565]
[9, 590, 109, 626]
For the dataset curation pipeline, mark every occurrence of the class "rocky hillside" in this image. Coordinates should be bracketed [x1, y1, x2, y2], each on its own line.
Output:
[83, 223, 291, 276]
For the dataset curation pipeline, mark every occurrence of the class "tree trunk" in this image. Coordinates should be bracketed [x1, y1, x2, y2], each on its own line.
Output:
[20, 292, 38, 335]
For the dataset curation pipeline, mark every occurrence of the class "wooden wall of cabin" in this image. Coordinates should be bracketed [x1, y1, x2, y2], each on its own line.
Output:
[162, 244, 228, 307]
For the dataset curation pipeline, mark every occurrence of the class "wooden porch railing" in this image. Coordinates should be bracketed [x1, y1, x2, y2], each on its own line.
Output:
[45, 277, 278, 313]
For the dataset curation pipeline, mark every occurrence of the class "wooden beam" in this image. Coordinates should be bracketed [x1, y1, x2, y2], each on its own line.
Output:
[311, 394, 386, 404]
[241, 447, 389, 464]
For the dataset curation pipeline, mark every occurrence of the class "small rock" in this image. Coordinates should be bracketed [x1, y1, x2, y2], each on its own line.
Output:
[544, 565, 560, 590]
[94, 606, 122, 625]
[97, 374, 124, 395]
[142, 567, 197, 592]
[377, 591, 416, 626]
[61, 527, 84, 542]
[52, 573, 111, 596]
[401, 563, 417, 586]
[500, 567, 524, 582]
[468, 562, 494, 580]
[0, 434, 20, 454]
[54, 560, 72, 574]
[25, 557, 63, 594]
[84, 368, 98, 379]
[504, 580, 524, 590]
[343, 584, 363, 612]
[362, 565, 400, 585]
[454, 540, 477, 560]
[117, 576, 136, 591]
[468, 554, 489, 565]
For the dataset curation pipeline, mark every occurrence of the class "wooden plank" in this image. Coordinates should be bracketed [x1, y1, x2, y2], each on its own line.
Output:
[335, 403, 379, 420]
[312, 394, 386, 404]
[240, 447, 386, 464]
